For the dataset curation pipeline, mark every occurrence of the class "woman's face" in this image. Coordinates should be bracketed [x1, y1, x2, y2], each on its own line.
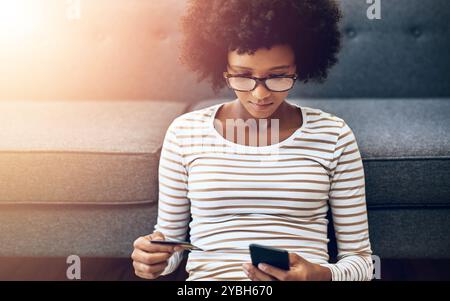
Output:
[226, 44, 297, 119]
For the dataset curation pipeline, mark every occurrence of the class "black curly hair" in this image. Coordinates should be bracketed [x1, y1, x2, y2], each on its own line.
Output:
[179, 0, 342, 94]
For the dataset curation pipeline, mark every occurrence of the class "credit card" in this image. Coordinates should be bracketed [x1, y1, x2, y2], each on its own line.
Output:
[149, 239, 203, 251]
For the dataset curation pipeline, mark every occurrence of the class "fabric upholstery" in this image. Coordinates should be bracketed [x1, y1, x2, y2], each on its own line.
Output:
[1, 0, 449, 101]
[0, 100, 188, 256]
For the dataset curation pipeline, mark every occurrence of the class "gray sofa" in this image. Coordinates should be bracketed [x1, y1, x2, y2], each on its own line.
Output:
[0, 0, 449, 280]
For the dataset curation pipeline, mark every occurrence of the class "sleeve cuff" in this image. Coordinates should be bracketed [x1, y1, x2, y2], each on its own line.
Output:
[160, 251, 184, 276]
[319, 263, 340, 281]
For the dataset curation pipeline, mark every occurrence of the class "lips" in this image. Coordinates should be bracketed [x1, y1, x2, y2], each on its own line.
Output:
[249, 102, 273, 110]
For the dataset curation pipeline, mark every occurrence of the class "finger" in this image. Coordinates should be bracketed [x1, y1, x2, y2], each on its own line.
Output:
[133, 260, 168, 275]
[135, 269, 161, 280]
[145, 261, 168, 274]
[258, 263, 289, 281]
[289, 252, 304, 265]
[150, 232, 188, 252]
[132, 249, 172, 265]
[148, 241, 179, 253]
[133, 236, 175, 253]
[242, 263, 252, 280]
[135, 270, 153, 280]
[246, 264, 275, 281]
[148, 231, 165, 241]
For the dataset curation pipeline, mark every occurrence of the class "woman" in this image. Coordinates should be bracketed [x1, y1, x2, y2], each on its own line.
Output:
[132, 0, 373, 281]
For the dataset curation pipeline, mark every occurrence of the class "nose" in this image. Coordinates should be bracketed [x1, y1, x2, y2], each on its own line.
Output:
[251, 82, 271, 101]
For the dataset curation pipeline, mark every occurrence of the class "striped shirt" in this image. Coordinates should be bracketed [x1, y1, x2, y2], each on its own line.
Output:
[154, 100, 373, 281]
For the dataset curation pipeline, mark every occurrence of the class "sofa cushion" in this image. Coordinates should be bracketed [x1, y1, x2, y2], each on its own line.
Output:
[294, 0, 450, 98]
[0, 204, 156, 257]
[0, 100, 187, 205]
[0, 100, 188, 256]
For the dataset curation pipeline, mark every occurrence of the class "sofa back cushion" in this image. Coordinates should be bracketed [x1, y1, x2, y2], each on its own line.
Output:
[1, 0, 449, 102]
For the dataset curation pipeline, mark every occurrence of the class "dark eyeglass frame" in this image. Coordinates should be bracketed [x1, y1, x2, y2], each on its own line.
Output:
[223, 72, 298, 92]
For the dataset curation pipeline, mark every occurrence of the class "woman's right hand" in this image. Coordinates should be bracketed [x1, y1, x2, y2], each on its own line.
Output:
[131, 231, 177, 279]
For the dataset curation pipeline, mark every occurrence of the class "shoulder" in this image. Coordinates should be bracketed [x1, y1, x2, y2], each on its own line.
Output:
[300, 105, 355, 140]
[301, 106, 356, 147]
[301, 106, 346, 129]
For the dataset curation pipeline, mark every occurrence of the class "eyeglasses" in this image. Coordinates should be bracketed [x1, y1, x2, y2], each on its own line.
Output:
[223, 72, 298, 92]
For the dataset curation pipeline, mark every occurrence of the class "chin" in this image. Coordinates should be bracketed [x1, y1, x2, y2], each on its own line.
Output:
[244, 103, 278, 119]
[247, 111, 275, 120]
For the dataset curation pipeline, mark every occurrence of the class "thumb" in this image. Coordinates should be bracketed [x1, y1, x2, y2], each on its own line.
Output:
[149, 231, 165, 241]
[289, 253, 306, 265]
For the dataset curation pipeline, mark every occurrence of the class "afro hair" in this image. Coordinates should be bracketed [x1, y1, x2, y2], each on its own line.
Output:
[179, 0, 343, 94]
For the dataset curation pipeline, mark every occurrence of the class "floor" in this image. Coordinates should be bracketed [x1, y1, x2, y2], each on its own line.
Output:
[0, 257, 449, 281]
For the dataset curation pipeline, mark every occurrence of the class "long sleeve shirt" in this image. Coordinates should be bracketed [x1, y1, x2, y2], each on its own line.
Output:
[153, 100, 374, 281]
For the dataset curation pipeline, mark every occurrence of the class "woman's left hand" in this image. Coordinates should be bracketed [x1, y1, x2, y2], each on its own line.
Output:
[243, 253, 332, 281]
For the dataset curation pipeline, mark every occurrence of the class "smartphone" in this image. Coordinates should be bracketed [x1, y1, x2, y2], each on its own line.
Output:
[149, 239, 203, 251]
[249, 244, 290, 271]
